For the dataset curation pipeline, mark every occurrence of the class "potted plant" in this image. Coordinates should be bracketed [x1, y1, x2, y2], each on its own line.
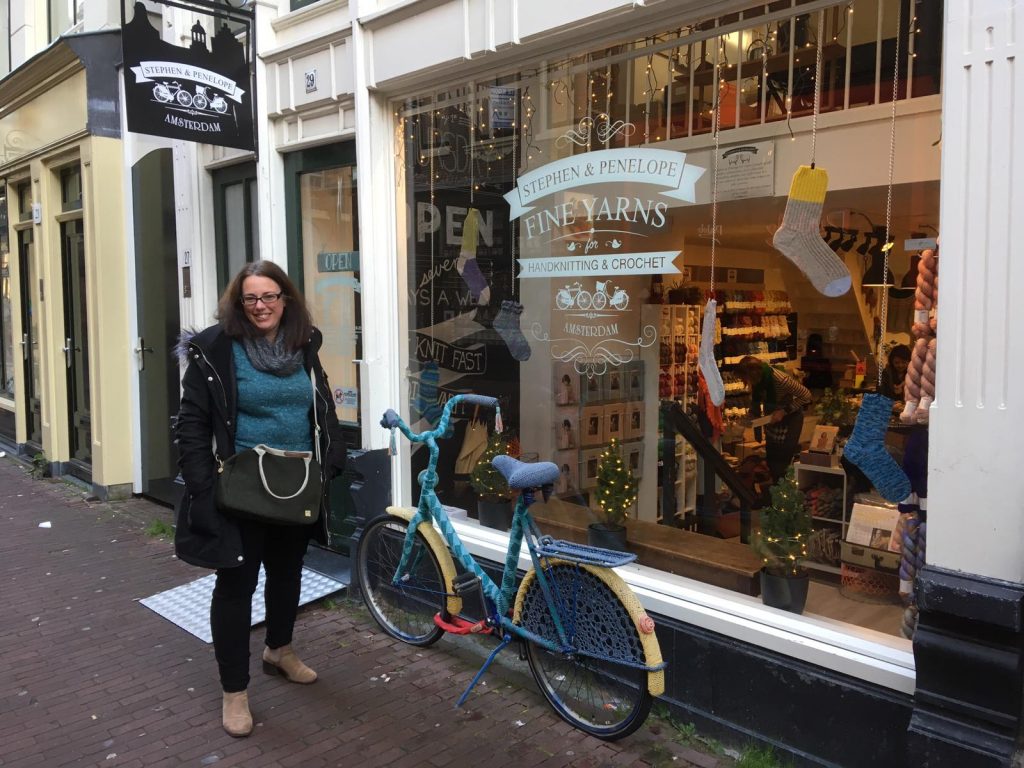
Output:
[470, 432, 514, 531]
[752, 468, 812, 614]
[588, 439, 637, 551]
[815, 387, 856, 435]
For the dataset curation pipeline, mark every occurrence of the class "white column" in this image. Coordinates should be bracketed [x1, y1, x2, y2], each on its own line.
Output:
[351, 8, 403, 466]
[928, 0, 1024, 583]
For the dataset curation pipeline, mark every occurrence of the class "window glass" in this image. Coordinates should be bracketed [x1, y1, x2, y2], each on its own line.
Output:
[300, 166, 360, 426]
[49, 0, 83, 40]
[396, 0, 942, 642]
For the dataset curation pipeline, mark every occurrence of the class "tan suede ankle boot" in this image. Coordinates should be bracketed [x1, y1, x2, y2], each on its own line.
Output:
[262, 644, 317, 684]
[222, 691, 253, 737]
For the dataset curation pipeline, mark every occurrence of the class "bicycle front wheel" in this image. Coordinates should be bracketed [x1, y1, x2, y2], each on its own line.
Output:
[519, 564, 653, 740]
[357, 515, 446, 647]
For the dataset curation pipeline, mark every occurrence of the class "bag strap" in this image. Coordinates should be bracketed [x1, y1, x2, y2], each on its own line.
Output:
[254, 445, 312, 500]
[311, 368, 322, 465]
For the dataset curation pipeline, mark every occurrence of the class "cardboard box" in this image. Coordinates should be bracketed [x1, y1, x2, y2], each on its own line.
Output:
[841, 541, 900, 574]
[798, 450, 835, 467]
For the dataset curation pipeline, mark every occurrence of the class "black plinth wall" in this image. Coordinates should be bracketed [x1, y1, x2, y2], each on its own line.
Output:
[908, 566, 1024, 767]
[345, 448, 392, 597]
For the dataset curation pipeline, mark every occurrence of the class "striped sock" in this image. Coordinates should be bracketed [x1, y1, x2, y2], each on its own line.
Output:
[772, 166, 852, 297]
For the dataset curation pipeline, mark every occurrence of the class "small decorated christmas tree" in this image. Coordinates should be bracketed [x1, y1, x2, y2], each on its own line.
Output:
[596, 439, 637, 528]
[470, 432, 512, 502]
[753, 467, 811, 576]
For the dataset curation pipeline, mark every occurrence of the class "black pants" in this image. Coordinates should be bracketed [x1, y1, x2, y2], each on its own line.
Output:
[211, 520, 310, 692]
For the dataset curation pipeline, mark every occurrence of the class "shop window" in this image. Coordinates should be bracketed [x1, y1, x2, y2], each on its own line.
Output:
[0, 1, 9, 77]
[395, 0, 941, 644]
[212, 163, 258, 294]
[17, 183, 31, 222]
[48, 0, 84, 40]
[284, 144, 361, 431]
[61, 167, 82, 212]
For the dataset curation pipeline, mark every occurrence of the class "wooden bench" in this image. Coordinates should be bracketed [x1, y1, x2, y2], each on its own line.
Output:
[532, 501, 763, 597]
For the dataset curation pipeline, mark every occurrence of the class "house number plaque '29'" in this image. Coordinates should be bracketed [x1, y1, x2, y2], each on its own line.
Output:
[305, 69, 317, 94]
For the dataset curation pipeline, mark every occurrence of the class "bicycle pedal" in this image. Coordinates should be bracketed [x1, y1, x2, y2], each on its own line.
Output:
[451, 572, 489, 620]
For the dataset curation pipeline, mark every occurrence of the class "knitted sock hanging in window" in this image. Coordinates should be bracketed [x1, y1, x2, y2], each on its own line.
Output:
[842, 0, 912, 504]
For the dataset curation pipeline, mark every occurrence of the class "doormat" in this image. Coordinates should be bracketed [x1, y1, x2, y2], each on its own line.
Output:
[139, 566, 346, 643]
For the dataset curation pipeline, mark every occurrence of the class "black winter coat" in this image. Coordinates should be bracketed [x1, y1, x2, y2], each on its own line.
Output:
[173, 324, 347, 569]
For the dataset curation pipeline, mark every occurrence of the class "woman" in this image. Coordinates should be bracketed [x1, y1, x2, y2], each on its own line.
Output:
[736, 356, 811, 482]
[879, 344, 911, 403]
[800, 333, 833, 390]
[174, 261, 347, 737]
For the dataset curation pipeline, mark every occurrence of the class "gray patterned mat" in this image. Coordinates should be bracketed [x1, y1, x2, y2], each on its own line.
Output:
[139, 567, 346, 643]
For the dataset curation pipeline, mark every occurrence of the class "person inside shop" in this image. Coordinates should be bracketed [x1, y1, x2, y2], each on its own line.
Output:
[800, 333, 833, 390]
[173, 260, 347, 738]
[878, 344, 911, 404]
[736, 356, 812, 482]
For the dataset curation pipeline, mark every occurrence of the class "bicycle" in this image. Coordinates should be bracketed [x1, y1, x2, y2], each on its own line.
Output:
[356, 393, 665, 740]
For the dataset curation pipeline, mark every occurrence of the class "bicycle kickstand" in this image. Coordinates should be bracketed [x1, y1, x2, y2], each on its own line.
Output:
[455, 632, 513, 708]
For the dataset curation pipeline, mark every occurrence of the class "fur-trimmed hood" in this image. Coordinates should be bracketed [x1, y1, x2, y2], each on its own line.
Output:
[173, 327, 206, 363]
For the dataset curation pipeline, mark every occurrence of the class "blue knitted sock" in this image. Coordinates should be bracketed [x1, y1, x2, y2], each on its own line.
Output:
[494, 300, 531, 361]
[844, 393, 911, 502]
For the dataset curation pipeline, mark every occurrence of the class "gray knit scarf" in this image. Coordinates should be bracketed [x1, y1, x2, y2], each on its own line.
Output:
[242, 334, 304, 377]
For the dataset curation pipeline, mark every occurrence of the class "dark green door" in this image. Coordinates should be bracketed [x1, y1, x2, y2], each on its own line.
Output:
[61, 217, 90, 471]
[17, 227, 41, 448]
[133, 150, 182, 506]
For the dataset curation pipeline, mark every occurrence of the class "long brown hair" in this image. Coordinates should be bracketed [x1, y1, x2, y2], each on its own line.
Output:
[216, 260, 313, 351]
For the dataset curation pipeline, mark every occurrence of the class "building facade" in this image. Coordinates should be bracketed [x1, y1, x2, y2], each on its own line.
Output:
[0, 0, 1020, 765]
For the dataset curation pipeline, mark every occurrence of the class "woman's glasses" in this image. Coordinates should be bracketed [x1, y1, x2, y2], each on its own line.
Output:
[241, 292, 283, 307]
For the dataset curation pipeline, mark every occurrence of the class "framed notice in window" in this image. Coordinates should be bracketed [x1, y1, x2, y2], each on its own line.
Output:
[809, 425, 839, 454]
[846, 503, 901, 551]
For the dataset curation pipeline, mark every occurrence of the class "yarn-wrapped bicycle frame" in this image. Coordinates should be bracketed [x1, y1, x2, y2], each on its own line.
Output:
[379, 394, 665, 692]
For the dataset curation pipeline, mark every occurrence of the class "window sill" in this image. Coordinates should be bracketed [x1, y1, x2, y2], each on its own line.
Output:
[449, 516, 916, 695]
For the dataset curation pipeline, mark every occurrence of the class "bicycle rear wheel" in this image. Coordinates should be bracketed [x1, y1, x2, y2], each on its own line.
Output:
[357, 515, 446, 646]
[519, 563, 653, 740]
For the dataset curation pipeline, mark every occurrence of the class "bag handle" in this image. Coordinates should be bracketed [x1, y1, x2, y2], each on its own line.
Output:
[254, 444, 311, 500]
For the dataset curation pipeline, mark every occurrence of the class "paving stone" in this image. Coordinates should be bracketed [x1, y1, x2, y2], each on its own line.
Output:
[0, 457, 727, 768]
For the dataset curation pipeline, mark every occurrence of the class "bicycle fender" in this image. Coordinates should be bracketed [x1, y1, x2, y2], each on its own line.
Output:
[385, 506, 462, 616]
[513, 560, 665, 697]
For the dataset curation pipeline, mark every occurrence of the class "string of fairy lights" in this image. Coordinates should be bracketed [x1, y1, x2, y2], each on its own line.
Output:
[396, 1, 920, 182]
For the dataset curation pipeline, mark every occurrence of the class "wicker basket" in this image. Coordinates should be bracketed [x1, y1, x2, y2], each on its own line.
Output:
[840, 563, 900, 604]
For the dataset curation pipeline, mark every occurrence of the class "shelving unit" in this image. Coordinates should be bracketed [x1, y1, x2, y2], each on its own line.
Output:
[794, 461, 848, 572]
[642, 304, 699, 524]
[553, 362, 644, 508]
[715, 289, 795, 367]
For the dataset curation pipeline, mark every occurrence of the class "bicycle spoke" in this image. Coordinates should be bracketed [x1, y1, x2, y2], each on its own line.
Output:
[358, 518, 446, 647]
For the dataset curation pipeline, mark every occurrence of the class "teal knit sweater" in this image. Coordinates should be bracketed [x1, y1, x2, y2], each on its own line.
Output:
[233, 342, 313, 452]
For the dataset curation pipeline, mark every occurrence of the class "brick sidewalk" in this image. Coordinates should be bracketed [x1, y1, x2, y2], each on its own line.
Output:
[0, 457, 729, 768]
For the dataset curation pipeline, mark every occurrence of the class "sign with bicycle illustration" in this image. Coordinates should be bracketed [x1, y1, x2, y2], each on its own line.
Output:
[555, 280, 629, 312]
[121, 1, 255, 151]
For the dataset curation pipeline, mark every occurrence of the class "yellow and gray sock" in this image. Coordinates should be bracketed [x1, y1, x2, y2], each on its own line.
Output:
[772, 166, 851, 297]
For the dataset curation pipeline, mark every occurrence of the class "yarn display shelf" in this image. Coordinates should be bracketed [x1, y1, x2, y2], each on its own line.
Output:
[794, 462, 848, 577]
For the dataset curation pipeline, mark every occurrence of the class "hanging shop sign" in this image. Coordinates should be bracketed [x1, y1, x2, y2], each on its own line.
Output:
[121, 1, 255, 151]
